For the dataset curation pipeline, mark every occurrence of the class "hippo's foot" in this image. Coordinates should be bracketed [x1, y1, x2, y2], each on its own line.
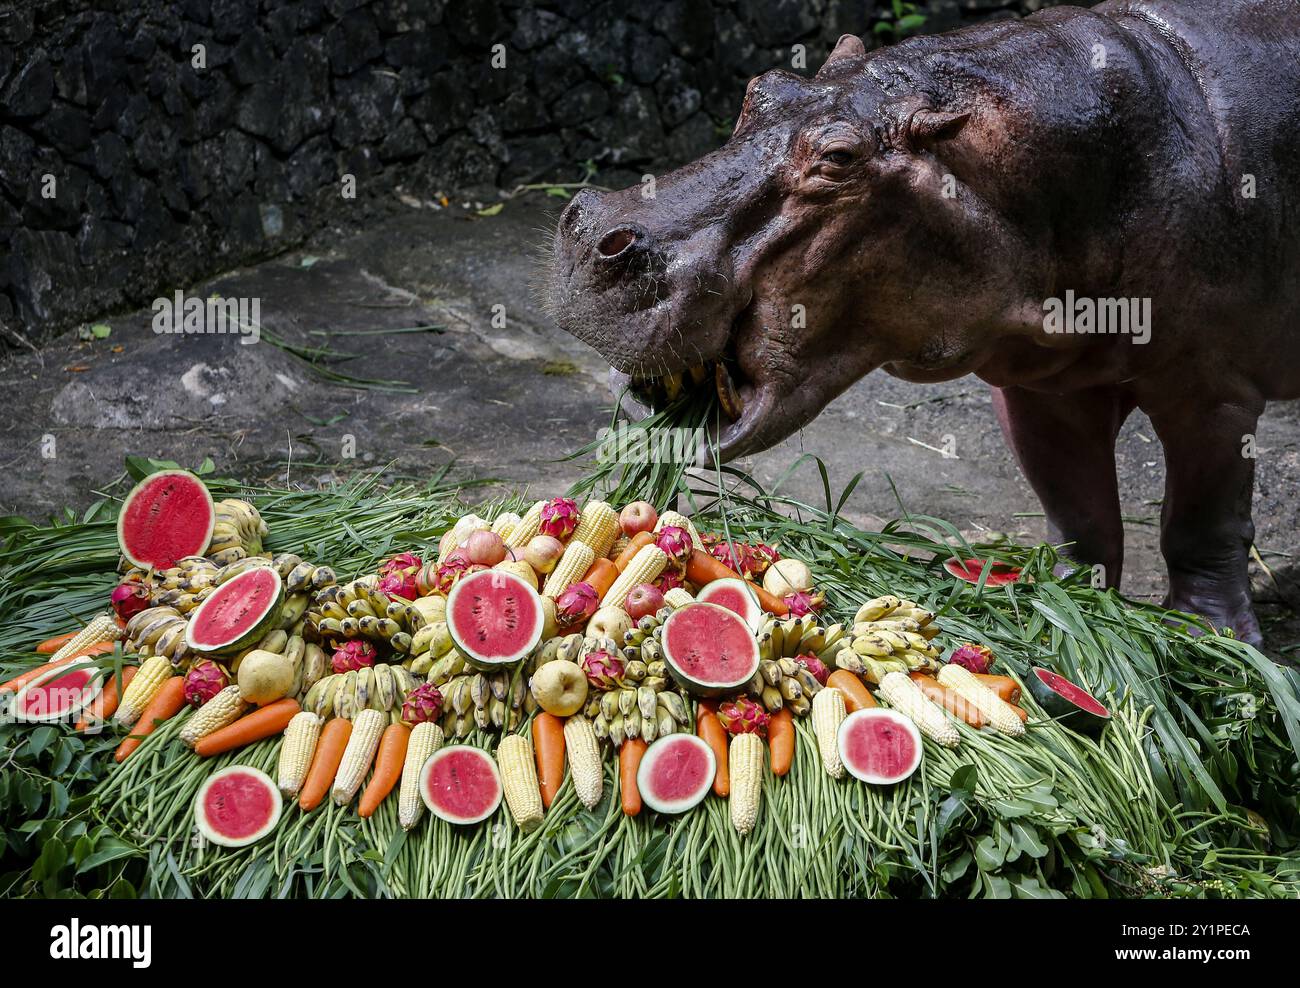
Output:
[1164, 584, 1263, 648]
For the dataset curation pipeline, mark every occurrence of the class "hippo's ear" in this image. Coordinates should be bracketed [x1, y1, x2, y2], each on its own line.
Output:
[906, 108, 971, 146]
[816, 34, 866, 76]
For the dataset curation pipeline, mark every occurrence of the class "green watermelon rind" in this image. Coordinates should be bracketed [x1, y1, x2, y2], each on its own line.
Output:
[10, 663, 103, 723]
[1026, 666, 1111, 738]
[446, 569, 545, 671]
[116, 469, 216, 570]
[661, 602, 762, 698]
[193, 765, 282, 848]
[637, 733, 716, 815]
[185, 567, 284, 655]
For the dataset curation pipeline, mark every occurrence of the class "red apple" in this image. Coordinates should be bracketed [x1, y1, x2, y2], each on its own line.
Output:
[625, 583, 665, 621]
[619, 501, 658, 536]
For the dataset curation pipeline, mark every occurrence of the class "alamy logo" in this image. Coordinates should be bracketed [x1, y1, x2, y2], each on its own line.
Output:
[151, 291, 261, 343]
[49, 919, 152, 968]
[1042, 290, 1151, 344]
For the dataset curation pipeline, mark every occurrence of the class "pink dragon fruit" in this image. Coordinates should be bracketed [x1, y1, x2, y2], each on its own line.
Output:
[717, 696, 770, 736]
[555, 581, 600, 627]
[539, 497, 580, 541]
[746, 543, 780, 577]
[948, 643, 994, 675]
[110, 580, 151, 622]
[704, 535, 745, 574]
[432, 550, 472, 595]
[183, 660, 230, 707]
[784, 588, 825, 617]
[653, 566, 685, 593]
[654, 525, 692, 564]
[332, 640, 377, 673]
[376, 551, 422, 600]
[581, 648, 625, 690]
[796, 654, 830, 686]
[401, 683, 444, 724]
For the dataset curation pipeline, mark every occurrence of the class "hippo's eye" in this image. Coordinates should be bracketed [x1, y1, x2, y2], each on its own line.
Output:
[823, 149, 853, 167]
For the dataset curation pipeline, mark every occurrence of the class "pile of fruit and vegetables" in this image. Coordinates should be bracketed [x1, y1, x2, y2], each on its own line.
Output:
[1, 456, 1298, 900]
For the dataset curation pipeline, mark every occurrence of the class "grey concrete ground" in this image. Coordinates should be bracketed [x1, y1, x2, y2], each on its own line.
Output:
[2, 193, 1297, 654]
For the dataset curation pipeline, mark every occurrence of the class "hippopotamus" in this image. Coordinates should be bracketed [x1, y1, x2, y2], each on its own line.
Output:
[548, 0, 1300, 647]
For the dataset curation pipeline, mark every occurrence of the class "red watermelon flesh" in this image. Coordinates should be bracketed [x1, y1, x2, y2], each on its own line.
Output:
[695, 578, 763, 628]
[194, 766, 282, 847]
[943, 557, 1022, 586]
[421, 746, 502, 824]
[14, 666, 100, 722]
[637, 734, 715, 814]
[838, 709, 923, 784]
[186, 568, 282, 653]
[446, 570, 544, 667]
[117, 470, 215, 570]
[661, 603, 761, 697]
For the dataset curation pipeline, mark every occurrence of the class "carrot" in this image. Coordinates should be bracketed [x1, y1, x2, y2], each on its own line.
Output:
[828, 670, 877, 712]
[620, 739, 648, 815]
[768, 708, 795, 777]
[114, 676, 186, 762]
[35, 630, 79, 654]
[76, 665, 137, 731]
[696, 709, 729, 797]
[194, 698, 300, 758]
[974, 673, 1021, 704]
[358, 723, 410, 818]
[1, 641, 116, 693]
[299, 717, 353, 811]
[685, 549, 789, 616]
[532, 712, 566, 809]
[614, 531, 655, 571]
[582, 557, 620, 599]
[909, 673, 986, 729]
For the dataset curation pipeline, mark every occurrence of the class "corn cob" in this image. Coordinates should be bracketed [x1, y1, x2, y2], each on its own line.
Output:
[729, 732, 764, 836]
[937, 664, 1026, 736]
[497, 733, 544, 832]
[601, 545, 668, 609]
[113, 655, 171, 726]
[655, 510, 704, 549]
[876, 671, 961, 748]
[607, 534, 631, 560]
[491, 511, 522, 541]
[503, 500, 546, 549]
[332, 708, 386, 806]
[178, 685, 249, 747]
[812, 687, 847, 778]
[663, 587, 695, 610]
[541, 540, 596, 598]
[276, 711, 323, 797]
[399, 721, 444, 829]
[570, 501, 620, 558]
[563, 715, 603, 809]
[50, 613, 120, 663]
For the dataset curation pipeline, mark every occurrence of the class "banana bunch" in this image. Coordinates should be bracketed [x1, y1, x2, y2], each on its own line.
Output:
[532, 633, 585, 668]
[271, 552, 338, 595]
[123, 605, 191, 667]
[851, 594, 941, 640]
[403, 620, 456, 675]
[307, 577, 427, 654]
[302, 662, 419, 724]
[150, 584, 214, 615]
[830, 595, 942, 683]
[435, 666, 530, 738]
[584, 673, 690, 746]
[207, 498, 269, 566]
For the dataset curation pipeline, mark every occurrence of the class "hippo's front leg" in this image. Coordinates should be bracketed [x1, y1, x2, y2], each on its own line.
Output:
[1147, 394, 1264, 646]
[992, 386, 1136, 585]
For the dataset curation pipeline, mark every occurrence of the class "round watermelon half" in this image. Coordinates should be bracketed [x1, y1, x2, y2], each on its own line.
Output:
[838, 709, 923, 785]
[661, 602, 761, 697]
[637, 733, 716, 814]
[1027, 667, 1110, 737]
[695, 577, 764, 629]
[117, 470, 216, 570]
[11, 664, 102, 723]
[194, 765, 282, 848]
[421, 745, 503, 825]
[185, 567, 284, 655]
[943, 557, 1021, 586]
[446, 569, 545, 670]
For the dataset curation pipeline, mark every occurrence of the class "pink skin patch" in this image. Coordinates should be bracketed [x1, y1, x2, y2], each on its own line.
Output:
[648, 739, 711, 800]
[664, 605, 756, 686]
[424, 750, 499, 819]
[190, 569, 279, 647]
[19, 668, 95, 717]
[203, 773, 275, 840]
[120, 473, 212, 568]
[842, 717, 918, 780]
[450, 573, 537, 659]
[1036, 670, 1109, 717]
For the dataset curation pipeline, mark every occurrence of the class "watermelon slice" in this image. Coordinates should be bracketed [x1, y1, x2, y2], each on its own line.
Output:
[11, 664, 101, 723]
[185, 567, 284, 655]
[943, 557, 1021, 586]
[446, 569, 545, 670]
[421, 745, 503, 824]
[637, 734, 715, 814]
[661, 602, 762, 697]
[695, 577, 764, 629]
[193, 765, 282, 847]
[1027, 667, 1110, 737]
[838, 709, 923, 784]
[117, 470, 215, 570]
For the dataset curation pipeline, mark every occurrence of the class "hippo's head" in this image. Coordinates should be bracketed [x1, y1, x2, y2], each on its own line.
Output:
[549, 34, 1033, 459]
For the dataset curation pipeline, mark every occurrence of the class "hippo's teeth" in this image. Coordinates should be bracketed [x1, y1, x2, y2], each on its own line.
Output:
[715, 362, 745, 421]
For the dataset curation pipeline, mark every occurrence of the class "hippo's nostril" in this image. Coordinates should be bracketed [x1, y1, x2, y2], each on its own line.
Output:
[597, 227, 638, 259]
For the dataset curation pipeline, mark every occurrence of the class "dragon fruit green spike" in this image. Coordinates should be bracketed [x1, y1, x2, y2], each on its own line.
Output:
[784, 588, 825, 617]
[654, 526, 692, 563]
[717, 696, 770, 736]
[581, 648, 625, 691]
[796, 654, 830, 686]
[948, 643, 994, 675]
[539, 497, 580, 540]
[332, 640, 377, 674]
[377, 551, 423, 600]
[555, 581, 600, 626]
[183, 660, 230, 707]
[401, 683, 444, 725]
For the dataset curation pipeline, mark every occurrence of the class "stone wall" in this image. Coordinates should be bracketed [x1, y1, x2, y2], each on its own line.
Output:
[0, 0, 1090, 343]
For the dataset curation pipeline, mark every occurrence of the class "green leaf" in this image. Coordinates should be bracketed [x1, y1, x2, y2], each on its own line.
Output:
[545, 187, 572, 199]
[90, 323, 112, 339]
[76, 841, 138, 875]
[974, 835, 1004, 871]
[476, 203, 504, 217]
[897, 13, 928, 31]
[26, 725, 57, 758]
